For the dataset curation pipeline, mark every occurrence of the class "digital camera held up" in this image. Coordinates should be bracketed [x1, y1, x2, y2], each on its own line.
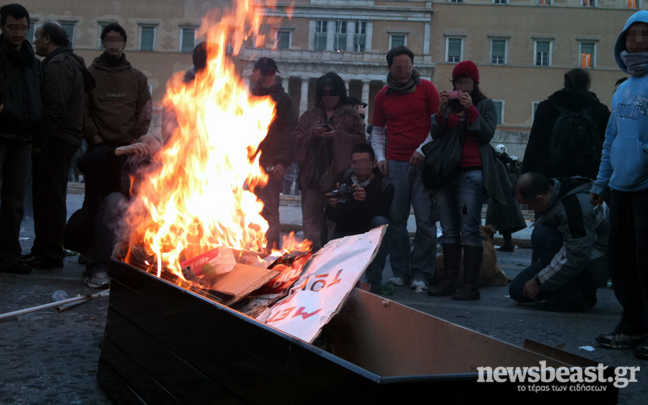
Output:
[331, 183, 355, 204]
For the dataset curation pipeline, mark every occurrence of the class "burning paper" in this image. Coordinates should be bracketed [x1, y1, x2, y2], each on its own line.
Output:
[262, 226, 387, 343]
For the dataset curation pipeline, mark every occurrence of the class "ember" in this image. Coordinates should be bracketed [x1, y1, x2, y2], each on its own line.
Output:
[118, 0, 309, 292]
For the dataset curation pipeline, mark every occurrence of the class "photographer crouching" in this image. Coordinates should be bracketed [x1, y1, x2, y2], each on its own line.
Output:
[325, 144, 395, 293]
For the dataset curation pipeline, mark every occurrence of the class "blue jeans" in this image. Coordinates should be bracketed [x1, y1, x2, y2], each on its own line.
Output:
[509, 225, 597, 305]
[333, 216, 390, 288]
[387, 160, 437, 283]
[0, 139, 31, 270]
[435, 169, 485, 247]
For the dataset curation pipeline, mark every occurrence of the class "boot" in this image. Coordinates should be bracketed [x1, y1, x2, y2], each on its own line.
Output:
[428, 243, 462, 297]
[497, 232, 514, 252]
[452, 244, 482, 301]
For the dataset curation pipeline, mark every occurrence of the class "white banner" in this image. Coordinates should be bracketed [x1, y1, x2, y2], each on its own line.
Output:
[265, 226, 386, 343]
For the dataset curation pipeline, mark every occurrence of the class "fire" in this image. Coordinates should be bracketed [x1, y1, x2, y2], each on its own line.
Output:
[122, 0, 305, 280]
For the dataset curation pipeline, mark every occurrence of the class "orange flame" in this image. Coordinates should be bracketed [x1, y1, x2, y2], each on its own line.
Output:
[122, 0, 302, 279]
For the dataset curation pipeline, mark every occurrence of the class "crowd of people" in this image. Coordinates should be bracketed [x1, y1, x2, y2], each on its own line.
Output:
[1, 2, 648, 358]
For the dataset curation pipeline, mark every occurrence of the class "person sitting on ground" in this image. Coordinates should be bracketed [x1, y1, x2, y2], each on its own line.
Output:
[508, 173, 609, 312]
[325, 143, 394, 293]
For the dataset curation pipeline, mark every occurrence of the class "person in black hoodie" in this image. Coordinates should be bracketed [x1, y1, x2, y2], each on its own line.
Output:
[24, 21, 94, 269]
[325, 143, 395, 292]
[249, 57, 298, 251]
[522, 68, 610, 178]
[0, 4, 44, 275]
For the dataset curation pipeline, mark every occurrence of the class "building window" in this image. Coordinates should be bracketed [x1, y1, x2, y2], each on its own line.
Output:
[535, 41, 551, 66]
[627, 0, 639, 8]
[334, 20, 347, 51]
[276, 30, 291, 50]
[493, 0, 508, 3]
[491, 39, 506, 64]
[354, 21, 367, 52]
[315, 20, 327, 50]
[390, 34, 406, 49]
[582, 0, 595, 6]
[580, 42, 595, 68]
[446, 37, 463, 63]
[493, 101, 504, 126]
[538, 0, 553, 4]
[59, 21, 76, 46]
[140, 25, 156, 51]
[180, 27, 195, 53]
[449, 0, 464, 3]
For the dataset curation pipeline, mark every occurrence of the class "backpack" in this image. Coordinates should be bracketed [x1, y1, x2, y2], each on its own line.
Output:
[548, 104, 601, 179]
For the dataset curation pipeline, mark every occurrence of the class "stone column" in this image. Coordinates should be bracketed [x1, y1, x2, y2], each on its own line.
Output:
[361, 80, 370, 119]
[327, 20, 335, 51]
[281, 76, 289, 92]
[300, 77, 309, 115]
[344, 79, 350, 93]
[346, 21, 355, 51]
[366, 21, 373, 52]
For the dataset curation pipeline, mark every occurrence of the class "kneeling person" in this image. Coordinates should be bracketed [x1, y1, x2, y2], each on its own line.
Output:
[509, 173, 609, 312]
[325, 144, 394, 292]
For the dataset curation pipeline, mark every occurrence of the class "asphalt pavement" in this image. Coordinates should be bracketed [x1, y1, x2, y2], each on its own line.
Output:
[0, 189, 646, 404]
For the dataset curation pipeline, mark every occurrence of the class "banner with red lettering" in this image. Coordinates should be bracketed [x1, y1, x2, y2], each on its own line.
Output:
[263, 226, 386, 343]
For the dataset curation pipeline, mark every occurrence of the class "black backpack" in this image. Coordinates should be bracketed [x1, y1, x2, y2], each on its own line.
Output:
[548, 104, 601, 179]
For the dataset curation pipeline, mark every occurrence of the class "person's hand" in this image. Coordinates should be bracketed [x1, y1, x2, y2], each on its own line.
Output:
[352, 183, 366, 202]
[314, 124, 335, 138]
[115, 142, 150, 157]
[269, 164, 286, 180]
[409, 151, 424, 166]
[438, 91, 449, 115]
[90, 134, 104, 145]
[377, 160, 388, 175]
[0, 104, 4, 114]
[523, 278, 540, 301]
[325, 183, 340, 207]
[590, 192, 604, 206]
[459, 92, 473, 110]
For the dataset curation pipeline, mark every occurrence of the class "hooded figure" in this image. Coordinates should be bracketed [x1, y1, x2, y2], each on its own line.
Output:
[591, 10, 648, 359]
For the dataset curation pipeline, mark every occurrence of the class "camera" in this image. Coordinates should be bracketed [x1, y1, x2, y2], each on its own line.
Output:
[447, 90, 463, 99]
[331, 183, 354, 204]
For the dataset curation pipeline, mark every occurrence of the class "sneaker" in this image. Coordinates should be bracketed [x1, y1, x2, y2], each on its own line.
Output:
[411, 279, 429, 292]
[388, 276, 406, 286]
[0, 261, 31, 275]
[596, 330, 648, 349]
[85, 272, 110, 289]
[634, 344, 648, 360]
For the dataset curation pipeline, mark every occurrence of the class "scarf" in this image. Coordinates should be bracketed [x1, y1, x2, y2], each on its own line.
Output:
[386, 69, 421, 97]
[621, 51, 648, 77]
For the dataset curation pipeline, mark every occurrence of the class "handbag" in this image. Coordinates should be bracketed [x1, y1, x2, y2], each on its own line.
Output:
[421, 115, 466, 189]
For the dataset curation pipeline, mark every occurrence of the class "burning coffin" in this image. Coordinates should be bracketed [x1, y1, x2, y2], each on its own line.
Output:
[98, 234, 619, 404]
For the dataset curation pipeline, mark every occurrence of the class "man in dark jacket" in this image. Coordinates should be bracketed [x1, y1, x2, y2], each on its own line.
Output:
[522, 68, 610, 179]
[0, 4, 44, 275]
[24, 22, 90, 269]
[509, 173, 609, 312]
[325, 144, 395, 293]
[249, 57, 298, 250]
[77, 22, 156, 287]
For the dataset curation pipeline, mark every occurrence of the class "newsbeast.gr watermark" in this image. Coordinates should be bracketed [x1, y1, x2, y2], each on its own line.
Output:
[477, 361, 639, 392]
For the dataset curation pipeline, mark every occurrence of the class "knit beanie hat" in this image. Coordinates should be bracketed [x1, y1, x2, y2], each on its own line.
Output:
[452, 61, 480, 83]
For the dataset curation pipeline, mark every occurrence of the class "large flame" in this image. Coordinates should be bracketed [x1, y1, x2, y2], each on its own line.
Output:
[123, 0, 291, 278]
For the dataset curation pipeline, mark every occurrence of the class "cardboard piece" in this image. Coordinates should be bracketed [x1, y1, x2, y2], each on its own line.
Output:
[209, 264, 278, 306]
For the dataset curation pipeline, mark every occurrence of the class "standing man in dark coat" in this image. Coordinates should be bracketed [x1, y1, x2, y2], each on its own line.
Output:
[522, 68, 610, 178]
[0, 4, 44, 275]
[24, 22, 90, 269]
[249, 57, 298, 250]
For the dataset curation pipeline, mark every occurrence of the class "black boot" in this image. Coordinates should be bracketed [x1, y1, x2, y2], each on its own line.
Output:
[428, 243, 462, 297]
[452, 245, 482, 301]
[497, 232, 514, 252]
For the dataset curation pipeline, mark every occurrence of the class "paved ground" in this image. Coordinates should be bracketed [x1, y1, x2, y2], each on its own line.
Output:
[0, 191, 645, 404]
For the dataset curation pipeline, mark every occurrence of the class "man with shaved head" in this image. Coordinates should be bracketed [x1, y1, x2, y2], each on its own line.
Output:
[509, 173, 609, 312]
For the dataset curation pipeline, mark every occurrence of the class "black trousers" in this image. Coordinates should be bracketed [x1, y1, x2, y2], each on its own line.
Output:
[32, 138, 78, 260]
[609, 189, 648, 333]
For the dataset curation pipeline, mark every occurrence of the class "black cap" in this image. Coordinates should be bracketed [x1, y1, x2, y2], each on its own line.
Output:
[254, 57, 280, 73]
[347, 96, 367, 108]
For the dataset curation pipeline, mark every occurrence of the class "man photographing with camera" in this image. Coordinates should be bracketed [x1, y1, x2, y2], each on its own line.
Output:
[325, 144, 394, 293]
